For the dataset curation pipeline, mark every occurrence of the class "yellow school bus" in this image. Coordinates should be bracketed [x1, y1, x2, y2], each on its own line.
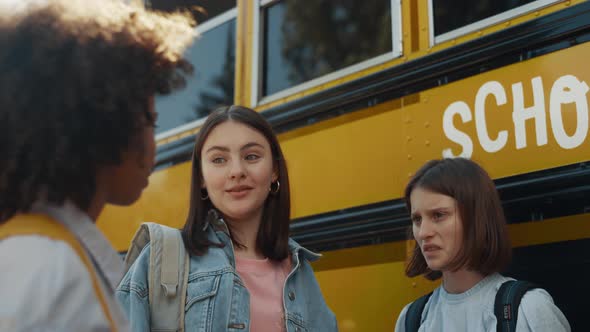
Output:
[99, 0, 590, 330]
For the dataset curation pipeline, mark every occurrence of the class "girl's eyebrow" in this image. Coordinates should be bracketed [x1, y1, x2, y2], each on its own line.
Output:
[205, 142, 265, 154]
[205, 146, 229, 153]
[240, 142, 264, 151]
[412, 206, 453, 215]
[426, 206, 453, 213]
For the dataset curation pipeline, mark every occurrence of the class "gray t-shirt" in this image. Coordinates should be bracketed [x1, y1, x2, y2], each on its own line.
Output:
[395, 273, 570, 332]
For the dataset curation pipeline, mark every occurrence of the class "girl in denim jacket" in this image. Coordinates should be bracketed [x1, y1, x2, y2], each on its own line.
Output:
[117, 105, 338, 332]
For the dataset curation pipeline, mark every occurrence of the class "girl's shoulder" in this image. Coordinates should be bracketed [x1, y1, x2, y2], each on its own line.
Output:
[493, 275, 571, 331]
[0, 235, 93, 284]
[520, 287, 555, 308]
[287, 237, 321, 262]
[0, 235, 102, 325]
[519, 287, 562, 316]
[517, 287, 571, 331]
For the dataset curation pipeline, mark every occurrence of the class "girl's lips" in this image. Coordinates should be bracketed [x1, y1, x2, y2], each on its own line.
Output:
[226, 185, 253, 192]
[226, 188, 252, 198]
[422, 244, 441, 252]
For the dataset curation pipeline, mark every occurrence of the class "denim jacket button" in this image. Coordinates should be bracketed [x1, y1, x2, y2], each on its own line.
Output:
[288, 291, 295, 301]
[228, 323, 246, 329]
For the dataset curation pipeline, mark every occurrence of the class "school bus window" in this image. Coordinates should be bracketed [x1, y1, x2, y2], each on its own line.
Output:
[151, 3, 236, 136]
[147, 0, 236, 24]
[257, 0, 401, 102]
[430, 0, 562, 44]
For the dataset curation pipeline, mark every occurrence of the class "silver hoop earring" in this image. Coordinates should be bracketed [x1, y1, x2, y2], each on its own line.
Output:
[270, 180, 280, 194]
[200, 189, 209, 200]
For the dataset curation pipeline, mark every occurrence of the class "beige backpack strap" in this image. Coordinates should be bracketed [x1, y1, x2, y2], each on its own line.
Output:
[124, 222, 189, 332]
[0, 214, 117, 332]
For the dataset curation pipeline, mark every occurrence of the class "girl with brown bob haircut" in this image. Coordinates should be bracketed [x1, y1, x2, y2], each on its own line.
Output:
[118, 106, 338, 331]
[405, 158, 512, 280]
[0, 0, 195, 331]
[395, 158, 570, 332]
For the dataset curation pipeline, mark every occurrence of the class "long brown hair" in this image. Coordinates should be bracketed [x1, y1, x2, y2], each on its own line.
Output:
[181, 105, 291, 261]
[404, 158, 512, 280]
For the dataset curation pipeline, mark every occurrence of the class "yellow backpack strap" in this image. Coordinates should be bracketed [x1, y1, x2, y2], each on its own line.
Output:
[0, 214, 117, 332]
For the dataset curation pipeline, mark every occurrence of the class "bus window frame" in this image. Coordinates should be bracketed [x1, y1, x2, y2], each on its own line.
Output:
[251, 0, 403, 108]
[428, 0, 564, 46]
[154, 7, 237, 142]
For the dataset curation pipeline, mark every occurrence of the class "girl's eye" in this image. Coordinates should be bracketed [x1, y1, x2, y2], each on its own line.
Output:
[245, 154, 260, 161]
[411, 216, 422, 225]
[433, 211, 446, 221]
[212, 157, 226, 164]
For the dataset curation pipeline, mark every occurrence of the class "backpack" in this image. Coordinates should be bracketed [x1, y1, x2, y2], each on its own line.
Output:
[0, 213, 118, 331]
[404, 280, 538, 332]
[123, 222, 190, 332]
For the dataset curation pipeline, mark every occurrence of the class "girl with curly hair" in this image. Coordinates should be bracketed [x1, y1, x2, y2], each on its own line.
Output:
[0, 0, 195, 330]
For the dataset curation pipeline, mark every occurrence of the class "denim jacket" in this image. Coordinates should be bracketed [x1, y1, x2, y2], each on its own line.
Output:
[116, 215, 338, 332]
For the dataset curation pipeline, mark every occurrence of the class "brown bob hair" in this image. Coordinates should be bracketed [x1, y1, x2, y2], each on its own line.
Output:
[404, 158, 512, 280]
[181, 105, 291, 261]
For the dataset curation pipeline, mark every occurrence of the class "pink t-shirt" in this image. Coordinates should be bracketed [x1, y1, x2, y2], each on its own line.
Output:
[235, 256, 292, 332]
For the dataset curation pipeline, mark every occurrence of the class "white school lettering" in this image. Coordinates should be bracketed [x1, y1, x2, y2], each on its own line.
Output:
[442, 74, 590, 157]
[475, 81, 508, 153]
[442, 101, 474, 158]
[512, 76, 548, 149]
[549, 75, 589, 150]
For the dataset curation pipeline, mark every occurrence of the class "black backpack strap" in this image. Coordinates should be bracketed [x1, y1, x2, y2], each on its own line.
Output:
[405, 292, 433, 332]
[494, 280, 538, 332]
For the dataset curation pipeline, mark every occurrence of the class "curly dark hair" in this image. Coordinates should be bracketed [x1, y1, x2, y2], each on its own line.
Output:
[0, 0, 196, 222]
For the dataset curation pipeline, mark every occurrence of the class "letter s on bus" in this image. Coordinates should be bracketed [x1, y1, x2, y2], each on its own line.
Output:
[442, 101, 474, 158]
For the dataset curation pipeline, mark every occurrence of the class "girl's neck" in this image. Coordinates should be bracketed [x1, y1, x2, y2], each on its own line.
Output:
[442, 268, 485, 294]
[85, 190, 106, 222]
[234, 247, 265, 260]
[226, 210, 264, 259]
